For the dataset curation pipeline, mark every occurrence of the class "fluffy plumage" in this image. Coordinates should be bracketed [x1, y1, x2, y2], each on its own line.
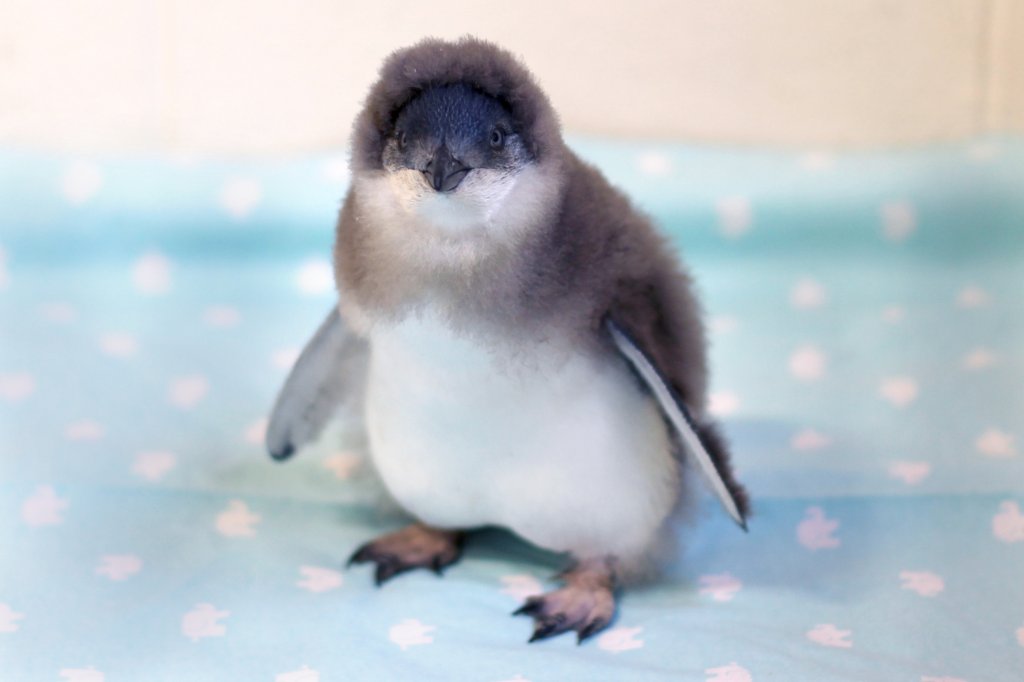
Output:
[351, 37, 562, 171]
[337, 36, 748, 522]
[269, 36, 748, 642]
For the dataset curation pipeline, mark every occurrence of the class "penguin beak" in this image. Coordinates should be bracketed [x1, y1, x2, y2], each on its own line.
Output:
[423, 147, 470, 193]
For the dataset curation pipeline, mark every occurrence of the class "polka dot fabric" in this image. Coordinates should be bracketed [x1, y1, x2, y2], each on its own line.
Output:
[1, 138, 1022, 680]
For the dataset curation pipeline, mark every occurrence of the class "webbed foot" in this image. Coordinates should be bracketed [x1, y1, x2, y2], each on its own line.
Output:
[348, 523, 464, 586]
[513, 557, 617, 644]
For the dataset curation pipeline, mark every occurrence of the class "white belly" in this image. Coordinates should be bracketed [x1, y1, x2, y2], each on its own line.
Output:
[364, 312, 679, 561]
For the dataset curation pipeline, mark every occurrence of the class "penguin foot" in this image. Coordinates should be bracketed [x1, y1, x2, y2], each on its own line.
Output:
[513, 557, 617, 644]
[347, 523, 464, 586]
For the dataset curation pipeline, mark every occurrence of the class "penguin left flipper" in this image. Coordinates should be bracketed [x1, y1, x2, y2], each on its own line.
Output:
[265, 306, 368, 460]
[604, 317, 748, 530]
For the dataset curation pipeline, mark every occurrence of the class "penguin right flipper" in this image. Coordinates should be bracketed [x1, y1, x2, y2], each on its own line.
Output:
[265, 305, 368, 460]
[604, 316, 749, 530]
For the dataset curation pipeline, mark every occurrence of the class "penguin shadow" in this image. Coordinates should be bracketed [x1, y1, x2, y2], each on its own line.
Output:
[634, 415, 884, 604]
[217, 411, 882, 608]
[203, 421, 373, 499]
[462, 526, 569, 575]
[340, 519, 570, 579]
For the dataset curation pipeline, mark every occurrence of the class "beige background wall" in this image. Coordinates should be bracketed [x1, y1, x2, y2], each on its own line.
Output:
[0, 0, 1021, 155]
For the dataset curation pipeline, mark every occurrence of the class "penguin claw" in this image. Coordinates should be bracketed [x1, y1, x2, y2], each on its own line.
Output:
[515, 575, 617, 644]
[345, 524, 464, 586]
[512, 597, 542, 616]
[576, 617, 609, 644]
[529, 617, 569, 642]
[373, 560, 406, 586]
[346, 542, 374, 568]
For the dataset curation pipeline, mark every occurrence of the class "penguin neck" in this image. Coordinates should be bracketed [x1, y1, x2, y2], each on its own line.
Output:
[339, 158, 567, 334]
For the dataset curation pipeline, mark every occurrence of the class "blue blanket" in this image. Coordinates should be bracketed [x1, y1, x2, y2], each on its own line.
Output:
[1, 138, 1022, 681]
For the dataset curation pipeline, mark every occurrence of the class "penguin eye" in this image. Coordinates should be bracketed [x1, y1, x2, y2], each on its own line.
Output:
[397, 130, 408, 150]
[489, 127, 505, 150]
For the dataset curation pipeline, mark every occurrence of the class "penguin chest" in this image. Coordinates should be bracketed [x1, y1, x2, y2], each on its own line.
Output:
[363, 314, 678, 558]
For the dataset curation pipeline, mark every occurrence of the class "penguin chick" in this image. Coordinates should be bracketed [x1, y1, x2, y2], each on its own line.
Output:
[266, 36, 749, 644]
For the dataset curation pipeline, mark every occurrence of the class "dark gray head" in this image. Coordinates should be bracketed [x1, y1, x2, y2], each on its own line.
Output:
[349, 37, 566, 240]
[351, 37, 563, 174]
[359, 79, 557, 237]
[383, 83, 533, 193]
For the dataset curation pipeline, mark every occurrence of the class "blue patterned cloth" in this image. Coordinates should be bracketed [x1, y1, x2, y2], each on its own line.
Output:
[1, 138, 1022, 681]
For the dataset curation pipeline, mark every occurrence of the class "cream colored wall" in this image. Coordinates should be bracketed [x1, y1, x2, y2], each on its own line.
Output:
[0, 0, 1021, 155]
[989, 0, 1024, 131]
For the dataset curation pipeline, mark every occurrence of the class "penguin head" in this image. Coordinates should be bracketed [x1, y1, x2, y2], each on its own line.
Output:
[371, 83, 536, 231]
[383, 83, 531, 193]
[351, 37, 565, 236]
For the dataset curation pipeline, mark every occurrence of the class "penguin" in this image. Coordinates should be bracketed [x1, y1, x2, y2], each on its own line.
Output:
[266, 36, 749, 644]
